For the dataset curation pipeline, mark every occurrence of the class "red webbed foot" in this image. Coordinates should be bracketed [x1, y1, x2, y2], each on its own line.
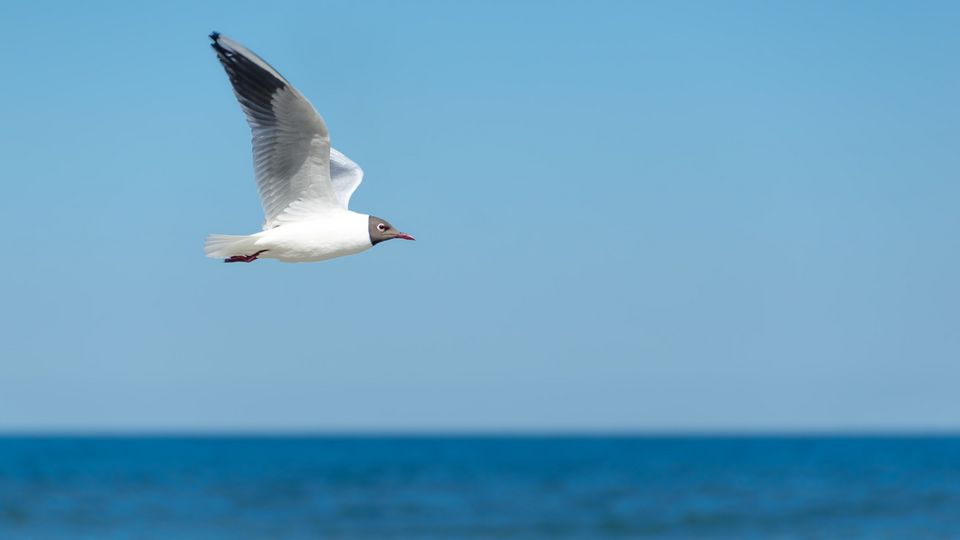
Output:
[224, 250, 268, 263]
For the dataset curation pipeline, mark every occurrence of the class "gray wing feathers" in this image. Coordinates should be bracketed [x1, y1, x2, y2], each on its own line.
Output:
[210, 33, 338, 228]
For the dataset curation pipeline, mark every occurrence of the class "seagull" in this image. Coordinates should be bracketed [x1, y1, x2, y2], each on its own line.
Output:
[204, 32, 414, 263]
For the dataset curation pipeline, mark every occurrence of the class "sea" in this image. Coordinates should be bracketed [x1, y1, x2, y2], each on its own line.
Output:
[0, 436, 958, 539]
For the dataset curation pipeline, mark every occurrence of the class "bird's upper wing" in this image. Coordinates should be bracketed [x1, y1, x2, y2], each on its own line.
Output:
[210, 32, 339, 229]
[329, 147, 364, 208]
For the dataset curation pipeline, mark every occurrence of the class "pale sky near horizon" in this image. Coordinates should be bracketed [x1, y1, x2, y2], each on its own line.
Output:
[1, 1, 958, 431]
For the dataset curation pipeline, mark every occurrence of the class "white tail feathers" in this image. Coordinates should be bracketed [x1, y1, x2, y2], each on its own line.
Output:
[204, 234, 258, 259]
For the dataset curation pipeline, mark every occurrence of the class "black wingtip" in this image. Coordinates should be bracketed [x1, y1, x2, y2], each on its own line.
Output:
[209, 31, 220, 42]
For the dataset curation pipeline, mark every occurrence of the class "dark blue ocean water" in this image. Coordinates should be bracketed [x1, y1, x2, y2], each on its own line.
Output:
[1, 436, 958, 539]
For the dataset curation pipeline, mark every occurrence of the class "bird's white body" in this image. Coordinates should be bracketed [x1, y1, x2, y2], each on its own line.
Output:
[206, 210, 372, 263]
[204, 33, 411, 264]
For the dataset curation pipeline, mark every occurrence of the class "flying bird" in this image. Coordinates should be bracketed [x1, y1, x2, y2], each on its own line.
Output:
[204, 32, 414, 263]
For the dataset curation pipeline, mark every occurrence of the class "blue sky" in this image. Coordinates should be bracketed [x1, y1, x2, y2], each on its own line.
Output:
[1, 1, 958, 431]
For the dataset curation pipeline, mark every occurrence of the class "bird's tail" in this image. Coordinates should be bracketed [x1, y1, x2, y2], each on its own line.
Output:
[204, 234, 259, 259]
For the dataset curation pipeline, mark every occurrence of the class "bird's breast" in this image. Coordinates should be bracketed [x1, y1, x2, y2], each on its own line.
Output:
[253, 213, 372, 262]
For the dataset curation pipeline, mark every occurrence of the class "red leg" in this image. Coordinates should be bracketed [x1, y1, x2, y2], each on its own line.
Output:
[224, 250, 268, 263]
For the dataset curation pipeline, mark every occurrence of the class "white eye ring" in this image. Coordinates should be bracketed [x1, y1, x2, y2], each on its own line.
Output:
[377, 223, 386, 232]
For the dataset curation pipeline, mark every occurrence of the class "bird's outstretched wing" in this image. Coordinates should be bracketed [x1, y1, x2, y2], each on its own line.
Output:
[329, 148, 364, 208]
[210, 32, 340, 228]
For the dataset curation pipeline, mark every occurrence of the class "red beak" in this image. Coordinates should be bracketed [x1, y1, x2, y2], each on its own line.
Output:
[395, 233, 416, 241]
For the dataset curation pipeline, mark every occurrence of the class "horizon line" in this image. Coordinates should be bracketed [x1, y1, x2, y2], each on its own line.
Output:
[1, 427, 960, 437]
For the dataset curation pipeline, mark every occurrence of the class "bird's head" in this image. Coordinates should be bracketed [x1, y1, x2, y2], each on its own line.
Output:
[368, 215, 415, 246]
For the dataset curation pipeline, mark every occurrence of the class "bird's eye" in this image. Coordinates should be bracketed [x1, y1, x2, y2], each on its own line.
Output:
[377, 223, 386, 232]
